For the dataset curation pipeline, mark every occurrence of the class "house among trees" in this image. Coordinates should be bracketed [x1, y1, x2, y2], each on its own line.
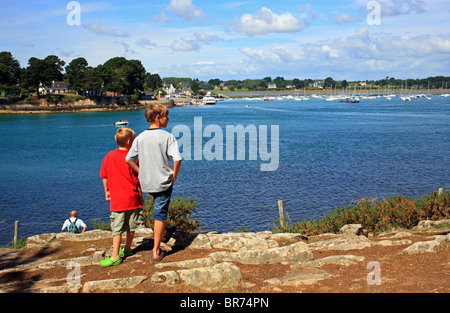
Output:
[39, 81, 69, 94]
[140, 91, 156, 100]
[309, 80, 324, 89]
[163, 83, 176, 95]
[182, 87, 193, 97]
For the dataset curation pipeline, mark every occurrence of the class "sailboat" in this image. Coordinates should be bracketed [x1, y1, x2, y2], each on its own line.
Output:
[401, 81, 411, 101]
[426, 81, 432, 100]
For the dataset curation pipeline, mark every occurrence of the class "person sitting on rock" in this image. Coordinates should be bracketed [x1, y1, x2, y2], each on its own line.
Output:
[61, 210, 87, 234]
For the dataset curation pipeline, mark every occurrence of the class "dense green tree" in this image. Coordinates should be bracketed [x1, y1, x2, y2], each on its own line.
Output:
[65, 57, 88, 93]
[273, 76, 285, 88]
[324, 77, 336, 88]
[208, 78, 221, 87]
[190, 80, 200, 94]
[81, 66, 103, 94]
[144, 73, 163, 91]
[292, 78, 303, 89]
[0, 51, 21, 86]
[22, 55, 65, 96]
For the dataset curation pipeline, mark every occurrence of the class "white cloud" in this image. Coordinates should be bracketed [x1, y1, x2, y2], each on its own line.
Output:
[240, 47, 274, 63]
[171, 38, 200, 52]
[83, 22, 129, 37]
[194, 32, 224, 44]
[233, 7, 307, 36]
[136, 38, 155, 49]
[195, 61, 215, 65]
[270, 46, 302, 63]
[152, 10, 171, 23]
[321, 45, 340, 58]
[167, 0, 206, 21]
[240, 46, 301, 64]
[298, 4, 319, 20]
[333, 13, 361, 24]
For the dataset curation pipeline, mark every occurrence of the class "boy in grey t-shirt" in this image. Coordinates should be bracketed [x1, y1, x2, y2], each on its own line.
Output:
[126, 103, 181, 261]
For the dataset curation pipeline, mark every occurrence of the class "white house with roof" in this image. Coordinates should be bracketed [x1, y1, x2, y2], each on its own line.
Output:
[163, 83, 176, 95]
[39, 81, 69, 94]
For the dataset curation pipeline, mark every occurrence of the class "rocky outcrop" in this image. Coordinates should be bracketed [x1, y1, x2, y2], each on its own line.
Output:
[151, 262, 243, 290]
[398, 234, 450, 254]
[1, 219, 448, 293]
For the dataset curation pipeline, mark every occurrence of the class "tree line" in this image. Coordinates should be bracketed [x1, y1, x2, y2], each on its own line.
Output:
[1, 51, 449, 98]
[0, 51, 162, 97]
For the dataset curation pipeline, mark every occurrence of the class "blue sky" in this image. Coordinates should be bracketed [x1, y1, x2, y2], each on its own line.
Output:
[1, 0, 449, 81]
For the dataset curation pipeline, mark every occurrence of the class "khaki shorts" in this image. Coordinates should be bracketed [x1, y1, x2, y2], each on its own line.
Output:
[110, 208, 144, 236]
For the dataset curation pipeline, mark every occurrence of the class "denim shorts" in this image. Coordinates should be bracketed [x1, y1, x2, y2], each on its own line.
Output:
[150, 184, 173, 222]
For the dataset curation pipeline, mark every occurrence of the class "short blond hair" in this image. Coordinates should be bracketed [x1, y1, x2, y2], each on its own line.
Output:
[114, 127, 136, 147]
[145, 103, 168, 124]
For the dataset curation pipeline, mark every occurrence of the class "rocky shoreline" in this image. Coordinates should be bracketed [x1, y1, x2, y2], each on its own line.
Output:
[0, 219, 448, 293]
[0, 97, 177, 114]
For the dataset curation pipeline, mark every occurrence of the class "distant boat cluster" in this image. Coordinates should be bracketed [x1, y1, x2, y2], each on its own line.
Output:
[237, 90, 450, 103]
[236, 82, 450, 103]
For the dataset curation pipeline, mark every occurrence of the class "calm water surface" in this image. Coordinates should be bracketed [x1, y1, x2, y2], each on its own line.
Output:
[0, 96, 449, 244]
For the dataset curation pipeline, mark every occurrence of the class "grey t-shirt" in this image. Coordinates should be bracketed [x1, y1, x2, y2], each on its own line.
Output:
[126, 128, 181, 193]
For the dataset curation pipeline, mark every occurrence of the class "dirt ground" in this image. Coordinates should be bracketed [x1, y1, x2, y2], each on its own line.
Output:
[0, 231, 449, 295]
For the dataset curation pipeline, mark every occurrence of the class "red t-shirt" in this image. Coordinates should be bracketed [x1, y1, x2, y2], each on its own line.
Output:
[100, 149, 142, 212]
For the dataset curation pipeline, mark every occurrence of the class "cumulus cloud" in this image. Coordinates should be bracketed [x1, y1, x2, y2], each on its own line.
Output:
[233, 7, 307, 36]
[194, 32, 224, 44]
[333, 13, 361, 24]
[152, 10, 171, 23]
[167, 0, 206, 21]
[170, 32, 223, 52]
[298, 3, 319, 20]
[136, 38, 155, 49]
[171, 38, 200, 52]
[240, 46, 301, 64]
[83, 22, 129, 37]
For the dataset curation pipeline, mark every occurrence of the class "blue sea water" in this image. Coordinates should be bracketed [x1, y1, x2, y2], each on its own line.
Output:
[0, 96, 449, 245]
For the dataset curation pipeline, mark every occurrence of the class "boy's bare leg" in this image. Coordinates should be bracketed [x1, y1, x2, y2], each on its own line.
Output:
[112, 235, 121, 259]
[125, 231, 135, 251]
[153, 220, 166, 259]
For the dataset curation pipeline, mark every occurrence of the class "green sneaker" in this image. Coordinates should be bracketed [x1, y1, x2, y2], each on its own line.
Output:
[100, 256, 122, 267]
[119, 247, 134, 258]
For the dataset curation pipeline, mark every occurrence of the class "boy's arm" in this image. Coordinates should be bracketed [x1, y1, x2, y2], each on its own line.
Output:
[102, 178, 111, 201]
[137, 184, 144, 205]
[126, 160, 140, 175]
[172, 160, 182, 185]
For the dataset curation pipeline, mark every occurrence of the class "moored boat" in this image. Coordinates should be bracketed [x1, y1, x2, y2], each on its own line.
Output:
[202, 96, 216, 105]
[113, 120, 129, 126]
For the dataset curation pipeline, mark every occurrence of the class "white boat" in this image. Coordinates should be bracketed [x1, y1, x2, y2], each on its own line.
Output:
[113, 120, 129, 126]
[202, 96, 216, 105]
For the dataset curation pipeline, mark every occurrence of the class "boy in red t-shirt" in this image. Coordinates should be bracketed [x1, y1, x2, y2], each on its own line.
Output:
[99, 127, 144, 267]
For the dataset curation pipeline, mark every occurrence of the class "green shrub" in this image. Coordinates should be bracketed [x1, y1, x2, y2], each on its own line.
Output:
[92, 219, 111, 231]
[273, 189, 450, 235]
[142, 195, 201, 232]
[1, 237, 27, 249]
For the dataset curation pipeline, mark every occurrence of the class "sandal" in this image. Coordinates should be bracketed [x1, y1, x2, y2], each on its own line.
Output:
[100, 256, 122, 267]
[119, 247, 134, 258]
[152, 249, 167, 262]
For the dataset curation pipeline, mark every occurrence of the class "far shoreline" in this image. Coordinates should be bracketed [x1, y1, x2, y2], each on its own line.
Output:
[1, 88, 448, 115]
